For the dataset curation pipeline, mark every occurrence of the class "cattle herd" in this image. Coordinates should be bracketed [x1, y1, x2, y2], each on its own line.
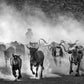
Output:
[1, 39, 84, 81]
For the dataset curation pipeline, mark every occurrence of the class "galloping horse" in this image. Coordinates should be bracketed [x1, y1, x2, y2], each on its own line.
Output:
[26, 46, 44, 79]
[10, 54, 22, 79]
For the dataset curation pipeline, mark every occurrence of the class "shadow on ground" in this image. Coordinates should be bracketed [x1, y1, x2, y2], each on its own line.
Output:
[0, 72, 84, 84]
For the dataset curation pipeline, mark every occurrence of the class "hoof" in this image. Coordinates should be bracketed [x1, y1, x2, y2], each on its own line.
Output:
[14, 77, 18, 81]
[36, 73, 38, 77]
[75, 73, 80, 76]
[40, 74, 43, 79]
[40, 76, 43, 79]
[18, 75, 22, 79]
[35, 77, 40, 80]
[69, 70, 73, 74]
[14, 79, 17, 81]
[32, 72, 35, 75]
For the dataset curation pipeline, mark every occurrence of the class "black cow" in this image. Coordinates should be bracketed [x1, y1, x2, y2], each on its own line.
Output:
[26, 46, 44, 79]
[68, 46, 83, 76]
[10, 54, 22, 80]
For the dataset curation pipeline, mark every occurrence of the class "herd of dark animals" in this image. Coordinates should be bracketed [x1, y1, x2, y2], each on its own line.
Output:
[1, 39, 84, 81]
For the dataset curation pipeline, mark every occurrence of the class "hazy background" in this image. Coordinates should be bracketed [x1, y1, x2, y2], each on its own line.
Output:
[0, 0, 84, 43]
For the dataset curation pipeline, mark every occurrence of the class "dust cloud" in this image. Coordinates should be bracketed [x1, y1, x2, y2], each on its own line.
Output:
[0, 1, 84, 80]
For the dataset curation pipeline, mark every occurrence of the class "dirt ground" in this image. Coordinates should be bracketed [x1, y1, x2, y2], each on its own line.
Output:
[0, 73, 84, 84]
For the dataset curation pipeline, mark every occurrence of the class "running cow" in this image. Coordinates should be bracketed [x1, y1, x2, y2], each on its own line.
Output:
[26, 45, 44, 79]
[60, 40, 84, 76]
[68, 46, 83, 76]
[10, 54, 22, 80]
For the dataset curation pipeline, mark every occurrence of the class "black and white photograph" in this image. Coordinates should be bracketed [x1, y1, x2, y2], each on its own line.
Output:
[0, 0, 84, 84]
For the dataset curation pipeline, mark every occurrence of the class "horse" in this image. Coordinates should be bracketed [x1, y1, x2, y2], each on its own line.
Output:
[26, 46, 44, 79]
[10, 54, 22, 80]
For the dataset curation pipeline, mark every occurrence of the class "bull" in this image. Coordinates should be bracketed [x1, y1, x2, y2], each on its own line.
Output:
[68, 46, 83, 76]
[61, 40, 84, 76]
[26, 45, 44, 79]
[48, 42, 64, 65]
[38, 39, 64, 65]
[10, 54, 22, 80]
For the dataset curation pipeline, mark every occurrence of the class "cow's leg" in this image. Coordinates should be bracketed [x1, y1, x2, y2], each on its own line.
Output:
[30, 63, 35, 75]
[59, 57, 61, 64]
[75, 62, 80, 76]
[18, 68, 22, 79]
[54, 57, 57, 65]
[40, 63, 44, 78]
[36, 66, 39, 77]
[12, 68, 17, 78]
[69, 60, 73, 74]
